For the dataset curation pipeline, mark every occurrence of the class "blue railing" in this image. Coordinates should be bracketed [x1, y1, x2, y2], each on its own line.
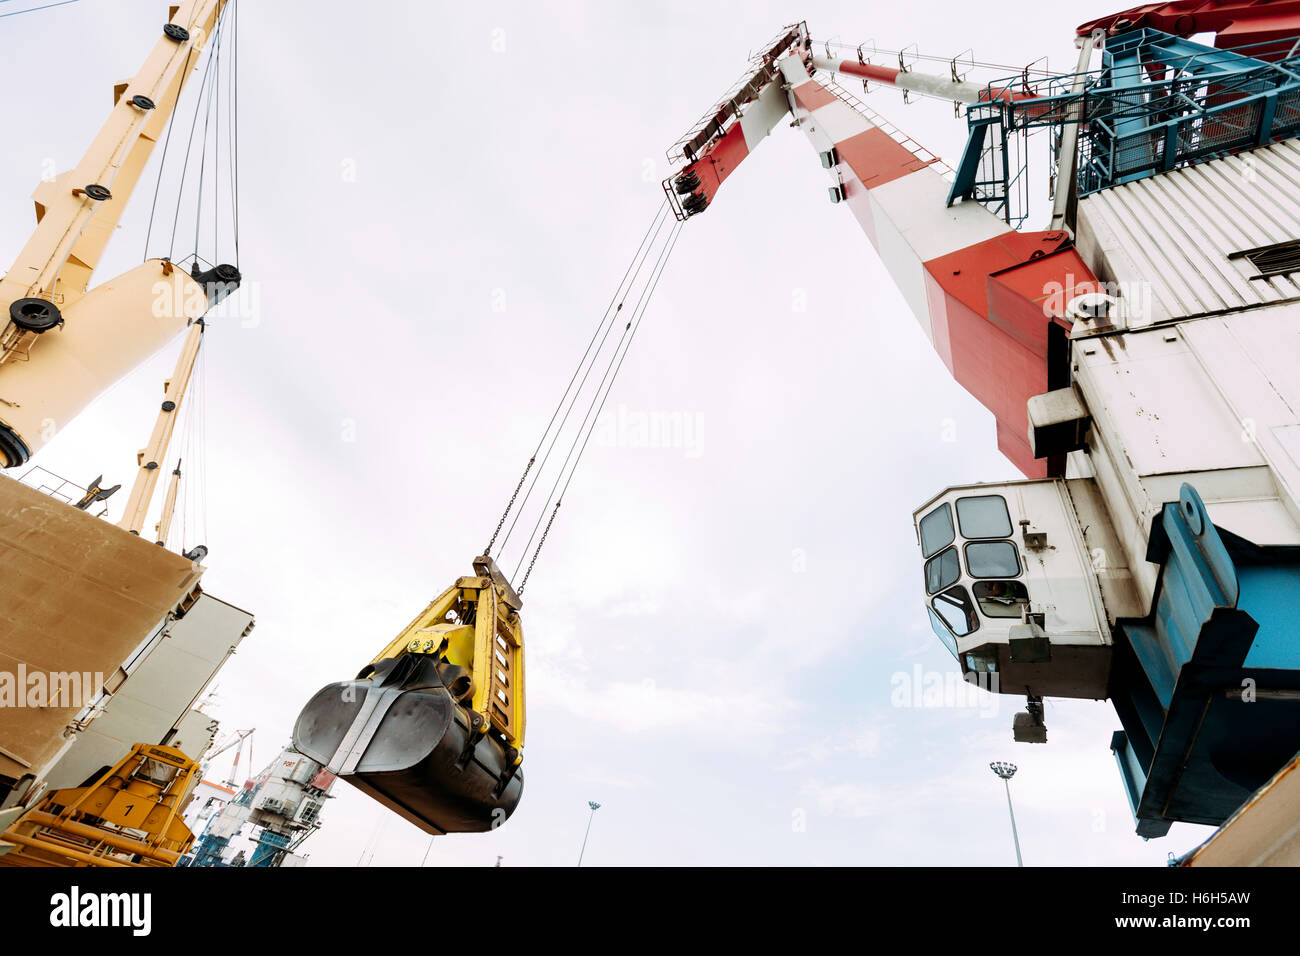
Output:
[949, 29, 1300, 217]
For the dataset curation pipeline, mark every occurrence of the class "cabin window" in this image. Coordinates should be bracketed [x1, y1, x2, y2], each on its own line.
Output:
[927, 608, 959, 659]
[138, 758, 179, 785]
[956, 494, 1013, 539]
[964, 540, 1021, 578]
[924, 546, 960, 595]
[919, 503, 955, 558]
[931, 585, 978, 637]
[973, 580, 1030, 618]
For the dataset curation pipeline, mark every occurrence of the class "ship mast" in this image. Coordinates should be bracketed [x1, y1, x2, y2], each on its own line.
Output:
[118, 314, 204, 536]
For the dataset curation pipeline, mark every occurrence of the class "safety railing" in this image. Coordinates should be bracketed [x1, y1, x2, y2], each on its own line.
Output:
[665, 23, 808, 165]
[16, 465, 111, 516]
[823, 78, 955, 182]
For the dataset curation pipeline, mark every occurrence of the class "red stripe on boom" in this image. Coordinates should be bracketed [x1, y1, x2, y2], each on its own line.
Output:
[922, 233, 1097, 478]
[684, 123, 752, 202]
[836, 127, 935, 190]
[828, 60, 902, 85]
[792, 81, 838, 112]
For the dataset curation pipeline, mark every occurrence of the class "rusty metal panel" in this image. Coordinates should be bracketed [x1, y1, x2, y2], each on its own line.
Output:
[0, 475, 202, 782]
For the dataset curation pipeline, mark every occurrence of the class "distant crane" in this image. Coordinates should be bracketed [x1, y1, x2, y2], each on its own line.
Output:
[184, 744, 336, 868]
[200, 728, 255, 788]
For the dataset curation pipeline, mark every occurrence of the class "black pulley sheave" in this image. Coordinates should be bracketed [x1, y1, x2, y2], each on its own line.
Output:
[0, 425, 32, 469]
[9, 297, 63, 334]
[682, 192, 709, 216]
[674, 169, 701, 195]
[191, 263, 242, 308]
[0, 301, 47, 467]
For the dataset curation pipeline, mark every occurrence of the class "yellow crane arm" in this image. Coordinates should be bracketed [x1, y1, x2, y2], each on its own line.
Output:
[0, 0, 235, 468]
[1, 0, 227, 307]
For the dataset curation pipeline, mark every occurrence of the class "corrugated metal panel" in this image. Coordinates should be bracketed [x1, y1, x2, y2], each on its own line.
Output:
[1077, 139, 1300, 323]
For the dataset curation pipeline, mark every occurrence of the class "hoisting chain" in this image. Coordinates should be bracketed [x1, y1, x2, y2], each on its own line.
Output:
[483, 456, 533, 557]
[517, 501, 560, 595]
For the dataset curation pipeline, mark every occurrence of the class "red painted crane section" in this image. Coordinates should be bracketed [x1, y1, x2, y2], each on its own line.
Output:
[1078, 0, 1300, 55]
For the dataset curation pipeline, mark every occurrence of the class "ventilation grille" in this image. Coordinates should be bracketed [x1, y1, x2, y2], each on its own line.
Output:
[1230, 239, 1300, 280]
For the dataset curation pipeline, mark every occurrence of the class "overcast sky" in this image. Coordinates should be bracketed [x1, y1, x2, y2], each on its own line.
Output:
[2, 0, 1212, 865]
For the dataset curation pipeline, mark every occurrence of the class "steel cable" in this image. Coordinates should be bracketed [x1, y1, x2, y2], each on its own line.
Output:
[489, 199, 670, 557]
[514, 220, 683, 591]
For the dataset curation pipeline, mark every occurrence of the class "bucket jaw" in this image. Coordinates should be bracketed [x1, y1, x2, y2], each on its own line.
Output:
[293, 556, 525, 834]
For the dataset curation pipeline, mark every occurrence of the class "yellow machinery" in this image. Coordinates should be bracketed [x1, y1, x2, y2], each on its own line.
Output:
[0, 743, 197, 867]
[294, 556, 525, 834]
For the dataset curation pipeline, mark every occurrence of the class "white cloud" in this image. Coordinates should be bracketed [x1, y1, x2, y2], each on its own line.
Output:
[530, 658, 801, 740]
[800, 779, 881, 818]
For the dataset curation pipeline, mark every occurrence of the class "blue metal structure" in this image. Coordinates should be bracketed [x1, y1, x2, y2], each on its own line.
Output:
[948, 29, 1300, 220]
[947, 110, 1029, 226]
[248, 829, 292, 867]
[183, 783, 254, 867]
[184, 827, 235, 867]
[1110, 485, 1300, 837]
[1076, 30, 1300, 191]
[183, 786, 299, 867]
[182, 745, 332, 866]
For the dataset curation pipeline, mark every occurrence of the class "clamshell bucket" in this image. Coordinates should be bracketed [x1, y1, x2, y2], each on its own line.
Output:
[294, 656, 522, 834]
[292, 557, 526, 835]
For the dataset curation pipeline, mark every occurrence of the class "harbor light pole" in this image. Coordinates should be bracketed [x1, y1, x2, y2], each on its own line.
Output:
[990, 761, 1023, 866]
[577, 801, 601, 867]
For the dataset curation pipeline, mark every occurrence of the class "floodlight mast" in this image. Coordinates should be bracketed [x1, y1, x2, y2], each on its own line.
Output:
[990, 762, 1023, 867]
[578, 801, 601, 867]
